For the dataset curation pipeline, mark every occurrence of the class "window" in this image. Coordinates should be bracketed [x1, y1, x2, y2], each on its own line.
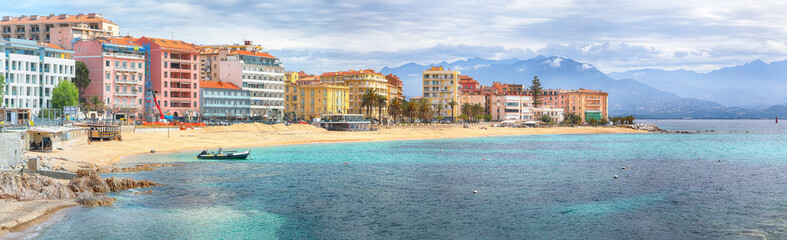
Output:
[105, 61, 110, 67]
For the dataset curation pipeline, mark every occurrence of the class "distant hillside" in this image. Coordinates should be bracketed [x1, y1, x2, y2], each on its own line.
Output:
[611, 98, 787, 119]
[608, 59, 787, 107]
[380, 56, 680, 106]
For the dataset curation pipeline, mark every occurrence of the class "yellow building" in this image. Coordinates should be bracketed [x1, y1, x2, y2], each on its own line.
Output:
[320, 69, 390, 119]
[285, 82, 349, 121]
[284, 71, 349, 120]
[422, 66, 460, 119]
[560, 88, 609, 123]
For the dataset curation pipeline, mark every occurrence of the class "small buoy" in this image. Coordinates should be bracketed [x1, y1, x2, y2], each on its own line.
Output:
[473, 189, 478, 194]
[699, 157, 702, 160]
[150, 149, 156, 153]
[718, 159, 721, 162]
[614, 175, 618, 179]
[440, 149, 443, 152]
[344, 162, 347, 164]
[483, 158, 485, 161]
[621, 166, 626, 170]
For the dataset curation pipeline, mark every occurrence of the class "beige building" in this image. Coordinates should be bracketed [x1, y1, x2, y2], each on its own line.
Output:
[1, 13, 119, 50]
[422, 66, 460, 119]
[321, 69, 390, 119]
[561, 88, 609, 123]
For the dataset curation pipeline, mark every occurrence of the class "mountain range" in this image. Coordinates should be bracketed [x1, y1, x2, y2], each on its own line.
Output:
[379, 56, 787, 118]
[608, 59, 787, 108]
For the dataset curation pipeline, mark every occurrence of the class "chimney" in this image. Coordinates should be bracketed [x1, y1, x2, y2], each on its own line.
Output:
[2, 16, 9, 21]
[77, 13, 84, 17]
[88, 13, 96, 18]
[20, 15, 27, 19]
[244, 40, 252, 45]
[58, 14, 67, 19]
[30, 15, 38, 20]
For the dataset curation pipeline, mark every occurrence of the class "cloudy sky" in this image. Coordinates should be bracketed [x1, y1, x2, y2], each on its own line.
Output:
[3, 0, 787, 74]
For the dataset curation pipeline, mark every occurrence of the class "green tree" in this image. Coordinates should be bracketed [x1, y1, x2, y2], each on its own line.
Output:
[436, 103, 443, 118]
[0, 75, 5, 107]
[404, 99, 417, 123]
[448, 100, 458, 122]
[388, 97, 402, 123]
[461, 103, 472, 121]
[471, 104, 484, 122]
[483, 114, 492, 122]
[562, 113, 582, 126]
[375, 94, 387, 123]
[73, 61, 91, 102]
[416, 98, 433, 123]
[52, 79, 78, 110]
[360, 89, 377, 119]
[529, 76, 543, 108]
[540, 114, 552, 123]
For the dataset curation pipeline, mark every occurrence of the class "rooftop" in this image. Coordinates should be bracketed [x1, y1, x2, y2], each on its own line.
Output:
[199, 80, 241, 90]
[320, 69, 382, 77]
[228, 50, 277, 59]
[92, 36, 142, 47]
[0, 13, 114, 25]
[138, 37, 199, 51]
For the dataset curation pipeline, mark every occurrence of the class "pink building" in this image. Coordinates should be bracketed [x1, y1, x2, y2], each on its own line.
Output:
[134, 37, 200, 120]
[73, 36, 145, 119]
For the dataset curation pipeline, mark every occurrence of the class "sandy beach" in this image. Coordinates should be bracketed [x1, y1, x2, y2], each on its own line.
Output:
[31, 123, 646, 171]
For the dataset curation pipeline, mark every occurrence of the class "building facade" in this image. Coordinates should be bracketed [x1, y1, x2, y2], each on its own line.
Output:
[285, 83, 349, 121]
[458, 75, 481, 95]
[218, 50, 285, 120]
[1, 38, 75, 114]
[385, 74, 404, 101]
[534, 107, 565, 122]
[199, 81, 250, 119]
[321, 69, 389, 119]
[561, 89, 608, 123]
[525, 89, 563, 109]
[134, 37, 201, 120]
[422, 66, 460, 119]
[487, 95, 534, 122]
[0, 13, 119, 50]
[73, 37, 146, 119]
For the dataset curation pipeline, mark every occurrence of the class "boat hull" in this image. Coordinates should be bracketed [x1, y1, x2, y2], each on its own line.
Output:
[197, 151, 250, 160]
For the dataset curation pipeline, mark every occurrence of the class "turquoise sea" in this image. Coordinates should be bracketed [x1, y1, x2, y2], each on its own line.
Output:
[34, 120, 787, 239]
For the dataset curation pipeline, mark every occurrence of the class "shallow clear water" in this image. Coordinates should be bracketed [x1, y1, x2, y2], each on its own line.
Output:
[36, 120, 787, 239]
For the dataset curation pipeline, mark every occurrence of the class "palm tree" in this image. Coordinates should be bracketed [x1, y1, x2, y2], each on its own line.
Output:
[375, 94, 387, 124]
[417, 99, 433, 123]
[471, 104, 485, 122]
[461, 103, 472, 122]
[436, 103, 443, 119]
[403, 99, 416, 123]
[388, 98, 402, 123]
[448, 100, 458, 122]
[360, 89, 377, 119]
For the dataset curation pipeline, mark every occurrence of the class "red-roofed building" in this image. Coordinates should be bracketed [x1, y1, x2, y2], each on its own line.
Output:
[74, 37, 146, 119]
[385, 74, 404, 100]
[458, 75, 481, 95]
[320, 69, 390, 119]
[135, 37, 201, 120]
[0, 13, 120, 50]
[199, 41, 284, 120]
[199, 80, 250, 119]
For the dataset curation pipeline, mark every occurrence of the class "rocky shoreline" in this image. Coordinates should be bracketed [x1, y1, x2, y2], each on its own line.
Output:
[0, 164, 168, 237]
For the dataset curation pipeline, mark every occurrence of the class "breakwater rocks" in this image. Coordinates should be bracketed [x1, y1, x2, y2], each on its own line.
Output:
[95, 163, 177, 174]
[0, 170, 160, 207]
[628, 124, 666, 132]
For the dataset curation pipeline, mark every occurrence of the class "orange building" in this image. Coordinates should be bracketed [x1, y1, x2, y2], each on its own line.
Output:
[385, 74, 404, 100]
[560, 88, 608, 123]
[459, 75, 482, 95]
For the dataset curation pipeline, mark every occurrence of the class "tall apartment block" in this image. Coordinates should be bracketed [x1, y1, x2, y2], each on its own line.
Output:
[0, 13, 119, 50]
[422, 66, 460, 119]
[385, 74, 404, 101]
[561, 88, 608, 123]
[134, 37, 200, 120]
[0, 38, 75, 113]
[73, 37, 146, 119]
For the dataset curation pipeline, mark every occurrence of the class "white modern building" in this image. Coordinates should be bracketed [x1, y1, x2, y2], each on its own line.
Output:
[217, 49, 285, 120]
[1, 38, 75, 115]
[488, 95, 534, 122]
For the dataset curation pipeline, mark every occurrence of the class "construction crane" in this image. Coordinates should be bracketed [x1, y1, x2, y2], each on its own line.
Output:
[142, 43, 165, 121]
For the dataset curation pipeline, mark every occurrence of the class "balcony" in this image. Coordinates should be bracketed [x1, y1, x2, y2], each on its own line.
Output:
[115, 104, 139, 109]
[115, 66, 141, 73]
[114, 79, 139, 85]
[103, 52, 144, 60]
[115, 92, 138, 97]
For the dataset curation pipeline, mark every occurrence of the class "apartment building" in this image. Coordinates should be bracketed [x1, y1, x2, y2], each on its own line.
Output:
[422, 66, 460, 120]
[285, 83, 349, 121]
[525, 89, 564, 109]
[321, 69, 389, 119]
[385, 74, 404, 100]
[134, 37, 201, 120]
[458, 75, 481, 95]
[73, 37, 145, 119]
[0, 38, 75, 114]
[199, 80, 250, 119]
[487, 95, 534, 122]
[561, 88, 608, 123]
[0, 13, 119, 50]
[211, 47, 285, 120]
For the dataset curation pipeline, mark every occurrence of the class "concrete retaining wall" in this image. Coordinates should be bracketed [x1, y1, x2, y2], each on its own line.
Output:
[0, 132, 24, 169]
